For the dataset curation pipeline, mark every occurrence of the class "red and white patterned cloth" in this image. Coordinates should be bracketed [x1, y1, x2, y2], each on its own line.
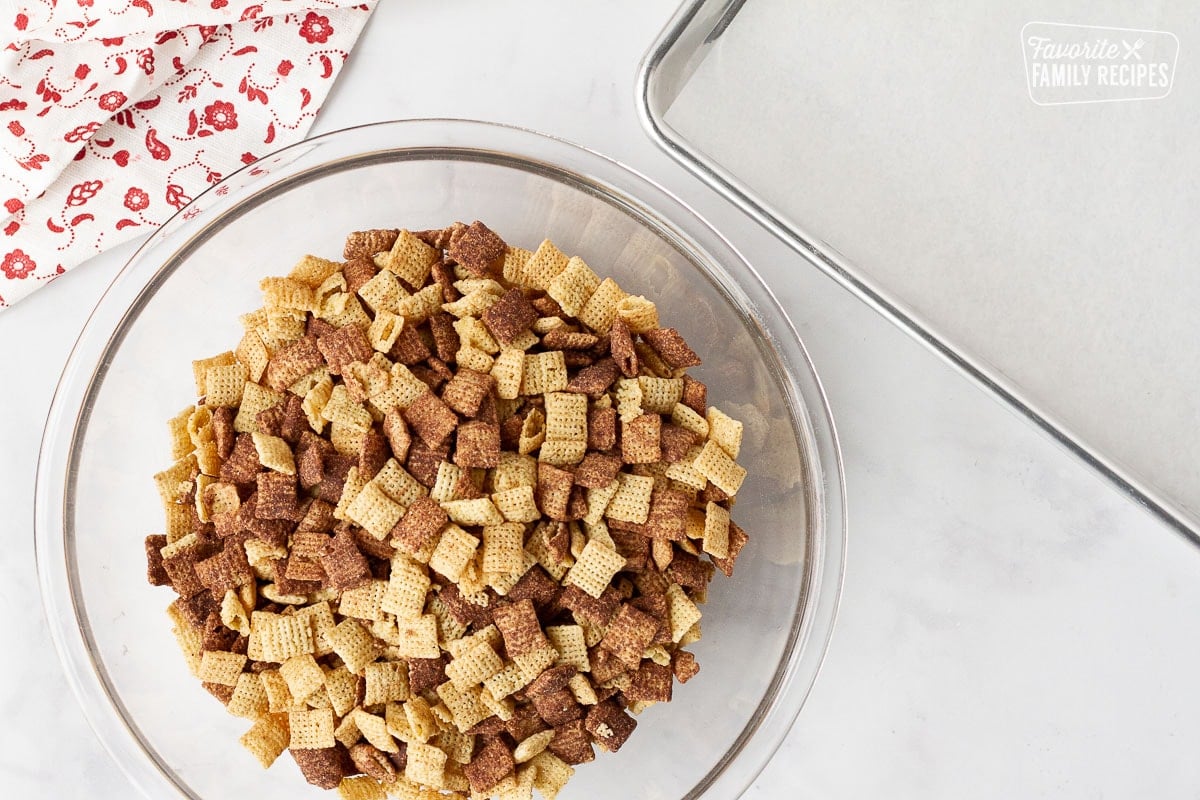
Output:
[0, 0, 377, 309]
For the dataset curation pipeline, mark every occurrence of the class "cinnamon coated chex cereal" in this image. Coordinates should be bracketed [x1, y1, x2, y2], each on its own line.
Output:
[149, 222, 756, 798]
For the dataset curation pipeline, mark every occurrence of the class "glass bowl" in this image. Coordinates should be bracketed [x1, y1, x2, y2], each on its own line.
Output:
[35, 119, 845, 800]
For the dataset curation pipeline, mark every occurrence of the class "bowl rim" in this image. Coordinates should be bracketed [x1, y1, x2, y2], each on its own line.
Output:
[34, 117, 847, 800]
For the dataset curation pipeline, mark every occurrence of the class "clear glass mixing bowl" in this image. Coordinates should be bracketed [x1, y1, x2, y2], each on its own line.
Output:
[35, 119, 845, 800]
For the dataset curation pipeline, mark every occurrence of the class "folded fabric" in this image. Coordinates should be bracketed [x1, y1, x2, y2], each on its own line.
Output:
[0, 0, 377, 309]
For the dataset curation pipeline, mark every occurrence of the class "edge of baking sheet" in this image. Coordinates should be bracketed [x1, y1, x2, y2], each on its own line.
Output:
[636, 0, 1200, 546]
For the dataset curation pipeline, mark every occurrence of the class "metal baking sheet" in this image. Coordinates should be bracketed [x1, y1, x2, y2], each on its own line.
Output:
[639, 0, 1200, 541]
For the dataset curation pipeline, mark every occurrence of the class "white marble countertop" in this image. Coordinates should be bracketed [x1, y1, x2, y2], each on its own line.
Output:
[5, 1, 1200, 798]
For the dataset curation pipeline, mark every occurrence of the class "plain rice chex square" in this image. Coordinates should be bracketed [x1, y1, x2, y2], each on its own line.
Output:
[563, 539, 626, 599]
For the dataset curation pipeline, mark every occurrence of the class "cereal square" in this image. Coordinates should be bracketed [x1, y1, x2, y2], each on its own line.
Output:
[584, 700, 637, 753]
[599, 604, 658, 669]
[620, 414, 662, 465]
[454, 421, 501, 468]
[404, 390, 459, 449]
[280, 654, 325, 702]
[346, 482, 405, 540]
[492, 599, 550, 659]
[563, 540, 625, 599]
[692, 439, 746, 496]
[464, 735, 515, 793]
[566, 358, 620, 398]
[482, 287, 539, 345]
[289, 708, 336, 749]
[428, 523, 479, 582]
[395, 614, 440, 660]
[329, 618, 381, 674]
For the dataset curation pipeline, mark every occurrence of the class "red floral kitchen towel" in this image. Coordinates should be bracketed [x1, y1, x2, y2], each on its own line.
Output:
[0, 0, 377, 309]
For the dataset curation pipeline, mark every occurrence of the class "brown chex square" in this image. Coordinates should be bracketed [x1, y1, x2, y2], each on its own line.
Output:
[492, 599, 549, 658]
[358, 426, 389, 479]
[390, 497, 448, 554]
[625, 661, 673, 703]
[200, 611, 239, 653]
[541, 328, 599, 351]
[255, 404, 284, 438]
[441, 368, 494, 416]
[219, 433, 262, 485]
[474, 391, 499, 426]
[353, 527, 396, 560]
[289, 746, 355, 790]
[566, 358, 620, 397]
[342, 256, 379, 295]
[448, 220, 507, 277]
[502, 703, 549, 742]
[271, 558, 320, 597]
[558, 584, 620, 628]
[547, 719, 594, 765]
[681, 374, 706, 416]
[660, 423, 697, 463]
[403, 390, 459, 449]
[306, 316, 337, 341]
[467, 717, 507, 737]
[600, 603, 658, 669]
[428, 311, 461, 362]
[163, 554, 206, 598]
[439, 583, 494, 628]
[506, 565, 562, 611]
[699, 482, 731, 505]
[620, 414, 661, 465]
[665, 551, 713, 590]
[530, 295, 562, 318]
[291, 530, 331, 559]
[212, 407, 236, 459]
[405, 439, 449, 488]
[532, 687, 581, 726]
[609, 318, 638, 378]
[431, 257, 460, 303]
[343, 228, 399, 260]
[455, 421, 501, 469]
[382, 409, 412, 463]
[265, 336, 325, 392]
[536, 463, 574, 521]
[573, 452, 622, 489]
[195, 547, 251, 595]
[255, 472, 298, 521]
[641, 328, 702, 370]
[547, 522, 571, 565]
[284, 556, 326, 584]
[145, 535, 169, 586]
[279, 395, 308, 444]
[641, 487, 688, 541]
[672, 650, 700, 684]
[526, 664, 576, 698]
[405, 655, 448, 695]
[463, 735, 515, 793]
[317, 324, 373, 376]
[562, 350, 594, 368]
[387, 323, 432, 366]
[584, 700, 637, 753]
[320, 529, 371, 591]
[482, 287, 538, 345]
[587, 407, 617, 452]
